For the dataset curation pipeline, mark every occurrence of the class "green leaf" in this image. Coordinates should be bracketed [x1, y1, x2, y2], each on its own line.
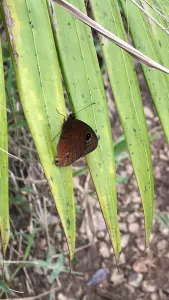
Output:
[120, 0, 169, 142]
[51, 0, 121, 260]
[73, 166, 88, 177]
[116, 176, 129, 184]
[1, 0, 75, 259]
[0, 279, 11, 294]
[155, 212, 169, 229]
[0, 38, 10, 256]
[114, 136, 128, 158]
[48, 254, 67, 283]
[90, 0, 154, 247]
[46, 246, 56, 262]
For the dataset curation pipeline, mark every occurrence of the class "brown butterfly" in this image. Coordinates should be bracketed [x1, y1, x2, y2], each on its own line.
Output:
[55, 114, 98, 167]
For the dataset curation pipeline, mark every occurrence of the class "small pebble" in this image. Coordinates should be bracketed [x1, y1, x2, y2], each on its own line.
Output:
[97, 231, 106, 239]
[146, 119, 152, 126]
[150, 293, 159, 300]
[126, 165, 133, 174]
[122, 234, 130, 248]
[119, 222, 128, 232]
[134, 212, 142, 218]
[133, 260, 148, 273]
[132, 196, 141, 203]
[164, 145, 169, 154]
[154, 166, 161, 179]
[144, 106, 154, 118]
[58, 293, 67, 300]
[57, 232, 62, 242]
[119, 210, 129, 218]
[75, 287, 83, 298]
[99, 242, 110, 258]
[34, 266, 43, 275]
[93, 211, 106, 231]
[157, 240, 168, 251]
[136, 238, 145, 251]
[142, 280, 157, 293]
[159, 153, 168, 161]
[128, 272, 143, 287]
[135, 293, 146, 300]
[47, 215, 58, 225]
[124, 283, 135, 293]
[165, 252, 169, 258]
[119, 252, 126, 264]
[160, 226, 169, 236]
[87, 268, 109, 286]
[129, 223, 140, 233]
[63, 242, 68, 252]
[110, 269, 124, 285]
[39, 238, 47, 250]
[127, 214, 136, 223]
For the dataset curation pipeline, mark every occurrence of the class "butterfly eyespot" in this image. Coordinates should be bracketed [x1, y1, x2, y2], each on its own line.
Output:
[55, 158, 59, 165]
[85, 132, 92, 142]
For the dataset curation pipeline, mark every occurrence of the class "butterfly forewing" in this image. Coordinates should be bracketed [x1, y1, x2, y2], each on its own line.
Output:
[55, 118, 98, 167]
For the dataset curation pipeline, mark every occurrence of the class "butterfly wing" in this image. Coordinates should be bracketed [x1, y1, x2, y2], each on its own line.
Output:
[55, 119, 98, 166]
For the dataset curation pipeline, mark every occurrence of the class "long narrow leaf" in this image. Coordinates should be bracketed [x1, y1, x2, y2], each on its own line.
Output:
[0, 38, 10, 256]
[50, 0, 121, 260]
[1, 0, 75, 259]
[120, 0, 169, 142]
[90, 0, 154, 246]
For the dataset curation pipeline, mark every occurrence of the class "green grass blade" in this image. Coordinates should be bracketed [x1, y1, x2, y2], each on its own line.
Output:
[50, 0, 121, 260]
[1, 0, 75, 259]
[90, 0, 154, 247]
[0, 38, 10, 256]
[120, 0, 169, 142]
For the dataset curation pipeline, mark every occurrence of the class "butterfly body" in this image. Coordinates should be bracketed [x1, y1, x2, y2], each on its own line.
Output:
[55, 115, 98, 167]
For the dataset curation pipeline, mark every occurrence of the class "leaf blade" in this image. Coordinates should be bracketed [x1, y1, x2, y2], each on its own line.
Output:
[90, 0, 154, 246]
[1, 0, 75, 259]
[120, 0, 169, 142]
[51, 0, 121, 259]
[0, 39, 10, 255]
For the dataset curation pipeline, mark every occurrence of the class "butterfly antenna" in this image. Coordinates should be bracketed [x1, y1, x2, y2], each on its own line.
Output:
[52, 131, 61, 142]
[56, 108, 66, 119]
[74, 102, 96, 116]
[5, 84, 19, 143]
[52, 108, 67, 142]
